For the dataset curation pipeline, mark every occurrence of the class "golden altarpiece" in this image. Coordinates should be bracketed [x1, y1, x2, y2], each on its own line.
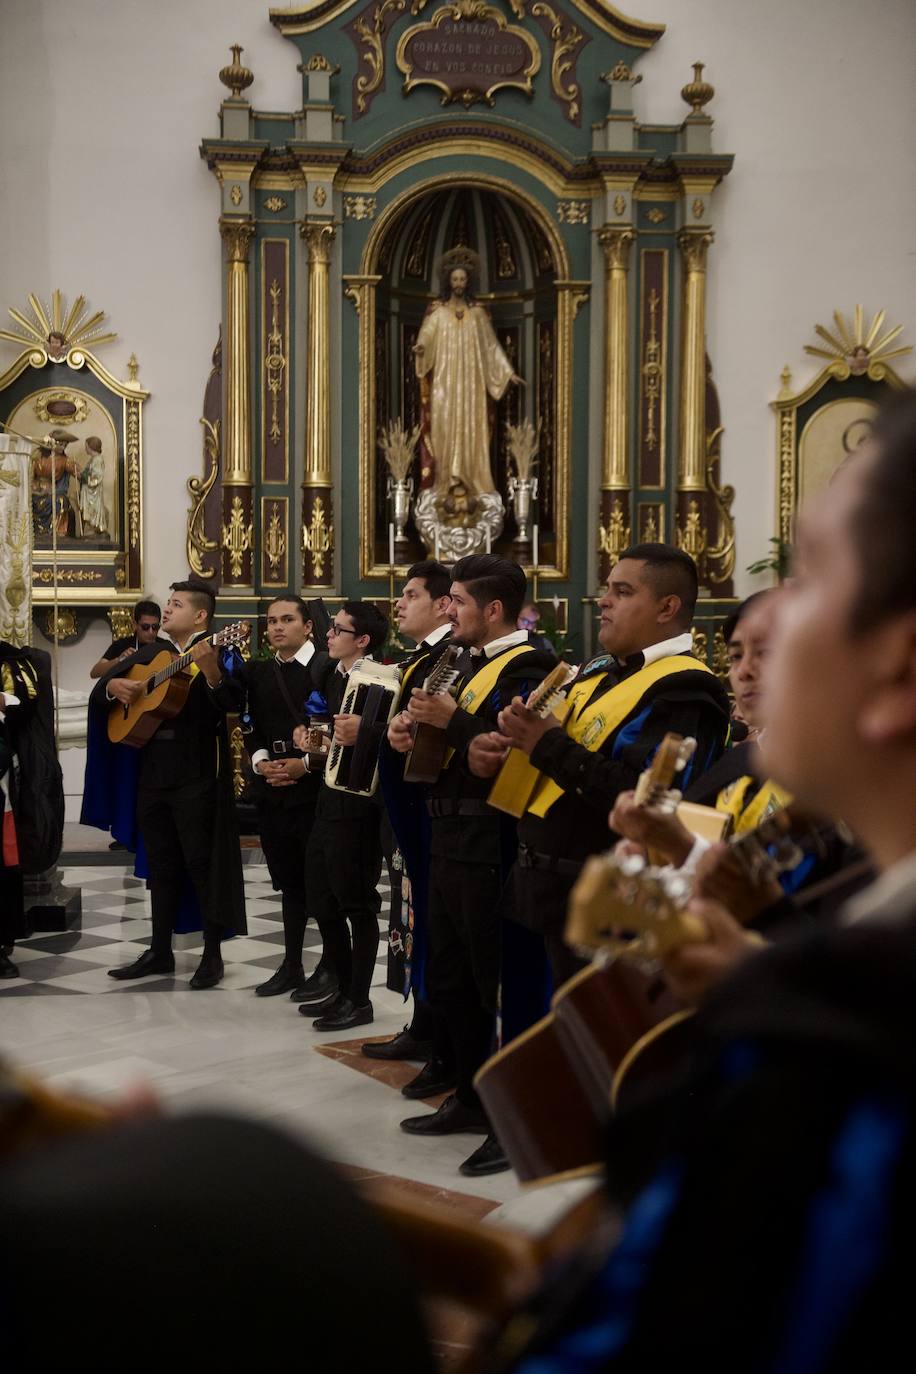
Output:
[189, 3, 744, 660]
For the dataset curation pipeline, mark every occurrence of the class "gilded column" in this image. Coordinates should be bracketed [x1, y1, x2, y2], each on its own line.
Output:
[219, 217, 256, 588]
[597, 227, 634, 582]
[676, 229, 714, 579]
[300, 221, 335, 588]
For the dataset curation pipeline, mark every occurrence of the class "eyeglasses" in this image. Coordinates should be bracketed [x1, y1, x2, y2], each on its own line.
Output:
[328, 622, 358, 637]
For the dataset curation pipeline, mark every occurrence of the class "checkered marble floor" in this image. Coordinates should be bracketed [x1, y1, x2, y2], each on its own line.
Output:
[2, 864, 394, 996]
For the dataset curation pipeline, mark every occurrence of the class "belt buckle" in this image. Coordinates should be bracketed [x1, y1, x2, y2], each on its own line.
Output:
[272, 739, 287, 755]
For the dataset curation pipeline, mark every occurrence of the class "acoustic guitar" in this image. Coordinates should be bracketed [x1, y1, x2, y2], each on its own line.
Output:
[487, 661, 578, 817]
[403, 643, 464, 784]
[107, 621, 250, 747]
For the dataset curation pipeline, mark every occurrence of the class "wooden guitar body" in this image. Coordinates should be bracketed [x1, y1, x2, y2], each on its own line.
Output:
[403, 721, 448, 784]
[107, 652, 193, 747]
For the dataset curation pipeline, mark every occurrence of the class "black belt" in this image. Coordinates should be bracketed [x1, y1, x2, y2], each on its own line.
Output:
[426, 799, 493, 819]
[517, 843, 584, 878]
[271, 739, 300, 757]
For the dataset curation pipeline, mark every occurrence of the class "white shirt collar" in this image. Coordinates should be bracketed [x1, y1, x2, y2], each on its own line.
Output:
[422, 621, 452, 648]
[638, 632, 695, 669]
[472, 628, 531, 660]
[842, 849, 916, 928]
[161, 629, 207, 653]
[276, 639, 315, 668]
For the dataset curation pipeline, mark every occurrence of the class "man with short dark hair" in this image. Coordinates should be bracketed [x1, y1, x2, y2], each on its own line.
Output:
[388, 554, 554, 1176]
[89, 599, 163, 679]
[470, 543, 730, 987]
[97, 579, 246, 988]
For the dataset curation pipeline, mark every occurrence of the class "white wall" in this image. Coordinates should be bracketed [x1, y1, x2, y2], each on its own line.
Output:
[1, 0, 914, 699]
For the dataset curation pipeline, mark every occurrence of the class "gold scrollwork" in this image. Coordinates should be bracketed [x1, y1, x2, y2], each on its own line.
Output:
[265, 280, 287, 445]
[264, 196, 288, 213]
[354, 0, 407, 115]
[692, 197, 705, 220]
[313, 186, 328, 208]
[557, 200, 590, 224]
[43, 608, 78, 642]
[306, 53, 335, 71]
[646, 208, 666, 224]
[530, 1, 583, 123]
[705, 426, 736, 585]
[640, 505, 661, 542]
[396, 1, 541, 108]
[125, 398, 141, 552]
[613, 194, 627, 217]
[301, 494, 333, 581]
[778, 408, 796, 545]
[265, 501, 287, 577]
[676, 498, 707, 566]
[691, 627, 708, 663]
[642, 287, 662, 452]
[712, 626, 730, 680]
[345, 194, 377, 220]
[221, 493, 253, 579]
[230, 185, 243, 207]
[36, 568, 102, 584]
[108, 606, 134, 641]
[33, 390, 89, 426]
[598, 497, 631, 562]
[187, 417, 220, 580]
[229, 724, 246, 799]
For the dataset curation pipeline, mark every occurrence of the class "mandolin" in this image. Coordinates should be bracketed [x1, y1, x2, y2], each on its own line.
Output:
[107, 621, 250, 747]
[487, 660, 578, 817]
[403, 643, 464, 784]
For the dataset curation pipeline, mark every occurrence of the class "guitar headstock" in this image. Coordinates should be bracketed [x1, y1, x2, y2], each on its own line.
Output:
[422, 642, 463, 694]
[214, 620, 251, 651]
[565, 851, 703, 962]
[632, 732, 696, 807]
[526, 661, 578, 718]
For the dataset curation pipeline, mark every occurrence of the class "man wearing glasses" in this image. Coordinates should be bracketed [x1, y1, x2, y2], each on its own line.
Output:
[89, 599, 164, 680]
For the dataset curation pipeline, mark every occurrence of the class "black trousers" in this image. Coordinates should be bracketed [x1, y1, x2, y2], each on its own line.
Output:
[509, 862, 589, 989]
[259, 796, 317, 964]
[426, 854, 503, 1108]
[137, 777, 223, 957]
[307, 812, 382, 1006]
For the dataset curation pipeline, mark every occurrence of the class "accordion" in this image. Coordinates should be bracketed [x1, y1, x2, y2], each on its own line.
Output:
[324, 658, 401, 797]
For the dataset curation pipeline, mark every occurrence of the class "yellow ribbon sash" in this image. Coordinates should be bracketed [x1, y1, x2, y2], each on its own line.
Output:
[527, 655, 713, 818]
[442, 644, 537, 770]
[716, 774, 793, 836]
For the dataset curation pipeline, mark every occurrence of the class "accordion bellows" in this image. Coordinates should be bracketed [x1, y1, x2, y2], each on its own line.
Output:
[324, 659, 401, 797]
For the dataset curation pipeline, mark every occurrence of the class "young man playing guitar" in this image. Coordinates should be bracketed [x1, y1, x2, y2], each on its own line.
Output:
[469, 544, 731, 988]
[368, 559, 453, 1063]
[388, 554, 554, 1177]
[100, 580, 247, 989]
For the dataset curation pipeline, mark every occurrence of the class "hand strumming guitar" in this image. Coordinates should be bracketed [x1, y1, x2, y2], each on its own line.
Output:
[108, 677, 144, 706]
[693, 840, 785, 926]
[407, 688, 457, 729]
[660, 897, 765, 1005]
[468, 731, 510, 778]
[609, 790, 695, 868]
[496, 696, 561, 756]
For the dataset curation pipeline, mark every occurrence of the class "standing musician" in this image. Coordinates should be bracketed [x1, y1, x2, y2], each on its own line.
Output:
[469, 544, 731, 988]
[388, 554, 555, 1178]
[293, 600, 390, 1031]
[368, 559, 453, 1065]
[212, 595, 331, 999]
[89, 599, 164, 679]
[97, 580, 247, 989]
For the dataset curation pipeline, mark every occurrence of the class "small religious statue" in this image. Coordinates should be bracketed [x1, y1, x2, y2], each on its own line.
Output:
[31, 429, 80, 539]
[846, 344, 870, 376]
[77, 435, 110, 536]
[413, 247, 523, 496]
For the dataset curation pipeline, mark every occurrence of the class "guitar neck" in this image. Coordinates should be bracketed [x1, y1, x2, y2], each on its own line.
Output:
[150, 633, 216, 690]
[525, 663, 576, 718]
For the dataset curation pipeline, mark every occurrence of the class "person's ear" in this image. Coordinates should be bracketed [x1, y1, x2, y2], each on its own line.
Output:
[858, 612, 916, 744]
[657, 594, 681, 626]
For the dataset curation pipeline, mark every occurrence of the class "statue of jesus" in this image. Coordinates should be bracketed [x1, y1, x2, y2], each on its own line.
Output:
[413, 249, 523, 496]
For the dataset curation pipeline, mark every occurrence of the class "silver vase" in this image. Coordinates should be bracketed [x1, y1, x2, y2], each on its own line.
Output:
[388, 476, 414, 542]
[508, 474, 538, 543]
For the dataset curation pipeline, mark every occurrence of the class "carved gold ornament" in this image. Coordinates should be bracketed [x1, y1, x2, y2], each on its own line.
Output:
[0, 290, 116, 359]
[803, 305, 912, 378]
[221, 494, 253, 579]
[354, 0, 407, 115]
[33, 390, 89, 426]
[598, 498, 631, 562]
[691, 627, 707, 662]
[108, 606, 134, 641]
[187, 417, 220, 580]
[229, 185, 242, 207]
[712, 627, 730, 680]
[265, 502, 287, 577]
[613, 194, 627, 217]
[396, 0, 541, 109]
[124, 398, 141, 552]
[640, 506, 660, 542]
[126, 354, 140, 384]
[641, 288, 662, 452]
[230, 724, 246, 799]
[705, 428, 736, 585]
[681, 61, 714, 115]
[301, 495, 333, 581]
[43, 608, 78, 642]
[219, 44, 254, 99]
[692, 197, 705, 220]
[36, 568, 102, 584]
[306, 53, 335, 71]
[265, 280, 287, 444]
[646, 208, 666, 224]
[556, 200, 590, 224]
[676, 498, 707, 564]
[313, 186, 328, 208]
[264, 196, 288, 213]
[531, 1, 584, 123]
[345, 194, 377, 220]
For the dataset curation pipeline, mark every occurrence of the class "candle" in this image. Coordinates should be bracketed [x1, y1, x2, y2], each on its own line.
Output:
[485, 527, 491, 554]
[388, 522, 395, 570]
[434, 529, 440, 561]
[532, 524, 539, 571]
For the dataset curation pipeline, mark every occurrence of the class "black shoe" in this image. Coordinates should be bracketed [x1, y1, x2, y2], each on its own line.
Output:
[400, 1093, 489, 1137]
[290, 966, 338, 1005]
[108, 949, 175, 981]
[255, 962, 306, 998]
[108, 840, 126, 851]
[459, 1133, 511, 1177]
[313, 997, 374, 1032]
[362, 1028, 434, 1062]
[189, 954, 224, 990]
[401, 1057, 458, 1100]
[299, 991, 346, 1020]
[0, 951, 19, 979]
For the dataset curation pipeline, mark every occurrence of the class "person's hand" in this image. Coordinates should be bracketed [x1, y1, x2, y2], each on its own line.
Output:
[660, 898, 765, 1005]
[388, 711, 414, 754]
[510, 374, 526, 387]
[496, 696, 559, 756]
[333, 713, 361, 747]
[265, 758, 305, 787]
[192, 639, 222, 686]
[408, 689, 458, 728]
[468, 731, 510, 778]
[117, 648, 134, 663]
[292, 725, 309, 752]
[608, 791, 695, 867]
[694, 841, 785, 926]
[278, 757, 307, 781]
[108, 677, 144, 706]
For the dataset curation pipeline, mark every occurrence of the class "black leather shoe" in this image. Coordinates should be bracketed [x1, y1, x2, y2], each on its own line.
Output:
[400, 1093, 489, 1136]
[0, 951, 19, 979]
[362, 1028, 434, 1062]
[290, 966, 338, 1004]
[299, 991, 346, 1020]
[312, 997, 373, 1032]
[108, 949, 175, 981]
[255, 962, 306, 998]
[459, 1133, 511, 1177]
[189, 955, 224, 990]
[401, 1057, 458, 1100]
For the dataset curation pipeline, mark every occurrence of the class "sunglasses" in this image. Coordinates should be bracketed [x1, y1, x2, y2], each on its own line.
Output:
[137, 622, 160, 632]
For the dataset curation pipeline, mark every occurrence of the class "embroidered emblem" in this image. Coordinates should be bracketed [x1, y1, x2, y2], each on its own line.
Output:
[581, 715, 606, 748]
[582, 654, 612, 677]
